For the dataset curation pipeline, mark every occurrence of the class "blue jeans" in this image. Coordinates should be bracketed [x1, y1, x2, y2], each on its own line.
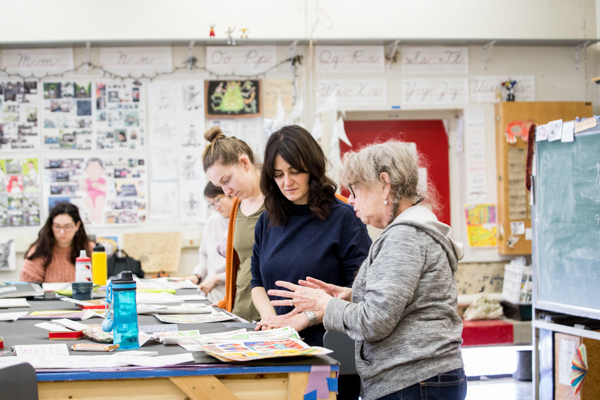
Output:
[377, 368, 467, 400]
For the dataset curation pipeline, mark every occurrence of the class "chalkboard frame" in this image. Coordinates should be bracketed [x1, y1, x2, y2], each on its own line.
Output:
[533, 127, 600, 320]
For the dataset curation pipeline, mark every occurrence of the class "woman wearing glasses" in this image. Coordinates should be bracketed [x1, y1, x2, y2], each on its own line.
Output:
[185, 182, 234, 303]
[20, 202, 94, 283]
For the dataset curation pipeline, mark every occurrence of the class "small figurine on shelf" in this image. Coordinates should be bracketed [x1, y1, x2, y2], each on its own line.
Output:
[240, 27, 249, 39]
[226, 26, 236, 45]
[501, 79, 517, 102]
[495, 88, 503, 103]
[209, 24, 216, 38]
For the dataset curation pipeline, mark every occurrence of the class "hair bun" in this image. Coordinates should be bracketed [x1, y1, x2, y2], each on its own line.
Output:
[204, 126, 225, 142]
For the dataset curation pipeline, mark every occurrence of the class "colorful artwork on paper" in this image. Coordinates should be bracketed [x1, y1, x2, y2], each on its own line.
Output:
[464, 204, 498, 247]
[205, 80, 260, 118]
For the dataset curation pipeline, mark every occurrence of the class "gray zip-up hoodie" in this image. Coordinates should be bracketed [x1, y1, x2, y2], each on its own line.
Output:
[323, 205, 464, 400]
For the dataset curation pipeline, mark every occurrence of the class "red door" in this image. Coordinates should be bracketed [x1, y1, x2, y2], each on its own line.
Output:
[340, 120, 451, 226]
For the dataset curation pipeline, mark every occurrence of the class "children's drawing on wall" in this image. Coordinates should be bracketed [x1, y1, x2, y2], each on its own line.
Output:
[205, 80, 261, 118]
[182, 83, 204, 112]
[150, 182, 178, 219]
[180, 154, 201, 180]
[0, 237, 15, 270]
[0, 158, 41, 228]
[179, 183, 205, 225]
[181, 122, 202, 147]
[464, 203, 498, 247]
[82, 158, 108, 224]
[42, 81, 93, 150]
[44, 156, 147, 226]
[0, 80, 41, 152]
[95, 80, 145, 151]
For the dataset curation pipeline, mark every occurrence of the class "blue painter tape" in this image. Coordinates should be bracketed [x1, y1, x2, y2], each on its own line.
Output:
[391, 105, 401, 109]
[327, 377, 338, 392]
[304, 390, 317, 400]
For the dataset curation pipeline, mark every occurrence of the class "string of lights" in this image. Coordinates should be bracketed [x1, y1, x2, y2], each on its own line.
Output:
[0, 55, 303, 82]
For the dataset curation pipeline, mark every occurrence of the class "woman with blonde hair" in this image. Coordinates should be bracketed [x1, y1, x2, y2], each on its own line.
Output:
[202, 126, 263, 322]
[265, 141, 466, 400]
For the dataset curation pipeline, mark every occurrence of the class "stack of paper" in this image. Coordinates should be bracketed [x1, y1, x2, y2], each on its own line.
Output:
[137, 304, 213, 315]
[0, 284, 44, 298]
[0, 298, 30, 308]
[153, 311, 233, 324]
[195, 338, 332, 362]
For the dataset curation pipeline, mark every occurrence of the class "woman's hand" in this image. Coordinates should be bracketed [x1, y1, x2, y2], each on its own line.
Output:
[299, 277, 352, 302]
[183, 274, 200, 285]
[199, 275, 220, 294]
[255, 313, 310, 332]
[268, 280, 332, 317]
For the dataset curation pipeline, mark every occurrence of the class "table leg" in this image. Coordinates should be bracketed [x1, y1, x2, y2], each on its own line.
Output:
[169, 375, 240, 400]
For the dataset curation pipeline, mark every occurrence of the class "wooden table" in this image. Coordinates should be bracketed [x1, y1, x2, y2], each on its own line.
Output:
[1, 290, 339, 400]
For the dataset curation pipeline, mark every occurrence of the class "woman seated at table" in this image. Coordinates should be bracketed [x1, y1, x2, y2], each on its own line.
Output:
[20, 202, 94, 283]
[184, 182, 234, 303]
[251, 125, 371, 346]
[263, 141, 467, 400]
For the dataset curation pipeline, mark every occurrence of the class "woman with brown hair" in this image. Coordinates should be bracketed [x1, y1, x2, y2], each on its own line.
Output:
[251, 125, 371, 346]
[20, 202, 94, 282]
[202, 126, 263, 322]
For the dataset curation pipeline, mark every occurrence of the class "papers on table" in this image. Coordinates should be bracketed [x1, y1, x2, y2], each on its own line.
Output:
[137, 277, 198, 291]
[0, 353, 195, 370]
[0, 298, 30, 308]
[137, 304, 213, 315]
[154, 327, 301, 346]
[35, 322, 73, 332]
[198, 338, 333, 362]
[136, 292, 205, 304]
[42, 283, 70, 292]
[13, 343, 70, 356]
[0, 284, 44, 298]
[0, 311, 28, 321]
[154, 311, 234, 324]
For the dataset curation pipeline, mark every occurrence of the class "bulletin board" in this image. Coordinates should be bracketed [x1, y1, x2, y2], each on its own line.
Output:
[341, 120, 451, 226]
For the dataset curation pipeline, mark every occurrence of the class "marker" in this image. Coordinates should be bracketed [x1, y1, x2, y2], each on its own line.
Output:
[391, 105, 401, 109]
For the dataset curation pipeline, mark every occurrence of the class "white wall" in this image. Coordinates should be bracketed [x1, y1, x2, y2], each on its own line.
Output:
[0, 0, 597, 43]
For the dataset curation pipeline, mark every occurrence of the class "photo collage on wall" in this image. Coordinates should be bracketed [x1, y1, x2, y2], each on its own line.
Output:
[0, 80, 40, 151]
[0, 158, 41, 227]
[43, 156, 147, 226]
[95, 80, 145, 150]
[42, 81, 94, 150]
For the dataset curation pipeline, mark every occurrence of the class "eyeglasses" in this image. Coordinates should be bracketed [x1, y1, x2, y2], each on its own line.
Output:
[52, 224, 75, 232]
[348, 182, 357, 198]
[207, 195, 226, 210]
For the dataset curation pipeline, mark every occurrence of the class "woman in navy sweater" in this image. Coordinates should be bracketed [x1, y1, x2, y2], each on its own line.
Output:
[250, 125, 371, 346]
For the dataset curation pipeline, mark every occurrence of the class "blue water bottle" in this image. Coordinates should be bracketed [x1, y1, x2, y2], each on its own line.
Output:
[102, 271, 139, 350]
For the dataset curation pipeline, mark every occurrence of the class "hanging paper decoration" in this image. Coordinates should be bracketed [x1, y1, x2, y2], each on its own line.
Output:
[311, 117, 324, 140]
[287, 96, 304, 125]
[317, 92, 338, 114]
[273, 95, 286, 130]
[331, 117, 352, 147]
[571, 343, 588, 394]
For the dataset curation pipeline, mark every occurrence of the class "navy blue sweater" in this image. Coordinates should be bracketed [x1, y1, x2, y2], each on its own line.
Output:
[251, 198, 372, 346]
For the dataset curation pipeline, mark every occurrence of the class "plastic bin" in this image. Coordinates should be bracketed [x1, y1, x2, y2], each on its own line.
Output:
[502, 264, 532, 305]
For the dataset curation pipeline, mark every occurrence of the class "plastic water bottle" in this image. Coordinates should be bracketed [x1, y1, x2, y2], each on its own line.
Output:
[112, 271, 139, 350]
[91, 244, 107, 286]
[75, 250, 92, 282]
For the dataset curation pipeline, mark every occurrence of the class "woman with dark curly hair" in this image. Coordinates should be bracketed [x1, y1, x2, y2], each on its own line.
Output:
[20, 202, 94, 283]
[250, 125, 371, 346]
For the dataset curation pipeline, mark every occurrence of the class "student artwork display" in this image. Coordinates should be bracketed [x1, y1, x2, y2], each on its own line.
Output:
[464, 204, 498, 247]
[0, 80, 40, 151]
[0, 158, 41, 228]
[148, 80, 206, 223]
[42, 81, 94, 150]
[95, 80, 145, 150]
[205, 80, 261, 118]
[42, 80, 146, 151]
[0, 237, 16, 270]
[43, 156, 147, 226]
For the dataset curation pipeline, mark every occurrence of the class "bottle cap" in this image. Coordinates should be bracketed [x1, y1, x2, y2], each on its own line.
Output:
[93, 243, 105, 252]
[114, 271, 135, 285]
[76, 250, 90, 262]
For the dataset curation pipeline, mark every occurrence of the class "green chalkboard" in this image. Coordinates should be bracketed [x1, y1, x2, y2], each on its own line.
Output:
[536, 130, 600, 311]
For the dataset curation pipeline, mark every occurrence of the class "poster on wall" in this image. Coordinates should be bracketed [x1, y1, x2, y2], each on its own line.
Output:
[43, 156, 147, 226]
[0, 158, 41, 228]
[148, 80, 206, 223]
[0, 237, 16, 270]
[205, 80, 261, 118]
[464, 204, 498, 247]
[95, 80, 146, 151]
[0, 80, 41, 151]
[42, 81, 94, 150]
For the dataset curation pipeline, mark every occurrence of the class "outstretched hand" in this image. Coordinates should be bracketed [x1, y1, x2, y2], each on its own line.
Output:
[299, 277, 352, 302]
[268, 280, 332, 318]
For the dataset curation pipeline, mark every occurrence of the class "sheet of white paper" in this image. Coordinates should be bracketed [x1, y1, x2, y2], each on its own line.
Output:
[401, 78, 469, 105]
[561, 120, 575, 142]
[149, 181, 179, 220]
[51, 318, 90, 331]
[42, 283, 71, 292]
[0, 298, 30, 308]
[400, 47, 469, 75]
[316, 79, 387, 108]
[112, 353, 194, 367]
[57, 296, 93, 306]
[13, 344, 69, 357]
[118, 351, 159, 357]
[464, 109, 488, 202]
[0, 311, 28, 321]
[535, 125, 548, 141]
[0, 355, 127, 369]
[547, 119, 563, 142]
[510, 221, 526, 235]
[559, 339, 577, 386]
[35, 322, 72, 332]
[525, 228, 532, 241]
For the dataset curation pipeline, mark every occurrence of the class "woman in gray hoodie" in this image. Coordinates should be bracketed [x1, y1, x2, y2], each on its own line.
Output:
[263, 141, 466, 400]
